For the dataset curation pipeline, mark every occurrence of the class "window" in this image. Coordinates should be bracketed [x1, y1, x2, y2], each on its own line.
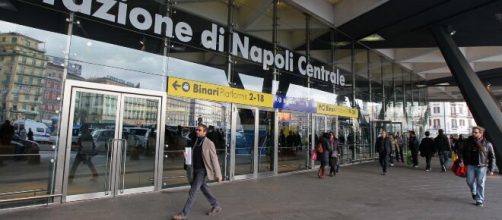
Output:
[459, 107, 464, 114]
[460, 119, 465, 127]
[451, 119, 458, 129]
[433, 106, 440, 114]
[2, 37, 5, 42]
[11, 37, 17, 43]
[451, 105, 457, 114]
[433, 119, 440, 128]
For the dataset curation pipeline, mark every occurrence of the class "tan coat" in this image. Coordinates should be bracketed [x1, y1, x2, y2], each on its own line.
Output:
[201, 137, 222, 181]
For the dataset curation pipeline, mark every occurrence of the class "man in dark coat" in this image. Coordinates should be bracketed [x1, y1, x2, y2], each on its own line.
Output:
[434, 129, 451, 172]
[375, 130, 391, 175]
[409, 131, 419, 167]
[419, 131, 435, 171]
[460, 126, 495, 207]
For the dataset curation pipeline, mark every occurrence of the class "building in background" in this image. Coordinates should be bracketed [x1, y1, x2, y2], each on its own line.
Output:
[88, 75, 139, 88]
[0, 32, 47, 121]
[427, 102, 476, 136]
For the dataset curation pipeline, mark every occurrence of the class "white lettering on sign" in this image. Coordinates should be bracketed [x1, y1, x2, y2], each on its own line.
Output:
[41, 0, 345, 86]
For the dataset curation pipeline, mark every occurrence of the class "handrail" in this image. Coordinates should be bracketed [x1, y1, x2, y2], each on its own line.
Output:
[0, 189, 45, 197]
[0, 154, 42, 157]
[0, 194, 62, 204]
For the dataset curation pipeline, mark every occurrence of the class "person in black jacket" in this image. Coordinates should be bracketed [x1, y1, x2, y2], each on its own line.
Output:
[459, 126, 495, 207]
[434, 129, 451, 172]
[408, 131, 419, 167]
[375, 130, 391, 175]
[419, 131, 435, 171]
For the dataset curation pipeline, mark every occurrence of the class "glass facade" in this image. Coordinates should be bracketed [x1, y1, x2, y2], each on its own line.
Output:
[0, 0, 428, 208]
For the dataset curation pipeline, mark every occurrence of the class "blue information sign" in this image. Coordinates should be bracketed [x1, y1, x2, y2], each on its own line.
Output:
[273, 95, 316, 113]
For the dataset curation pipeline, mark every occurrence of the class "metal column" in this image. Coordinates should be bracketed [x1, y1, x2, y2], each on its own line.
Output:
[432, 26, 502, 173]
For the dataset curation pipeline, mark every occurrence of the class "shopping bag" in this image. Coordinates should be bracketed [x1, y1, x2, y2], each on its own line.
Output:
[451, 159, 467, 177]
[451, 152, 459, 161]
[310, 150, 317, 161]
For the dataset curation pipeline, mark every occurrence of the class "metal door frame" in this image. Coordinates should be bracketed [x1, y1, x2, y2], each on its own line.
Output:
[256, 107, 276, 178]
[230, 104, 276, 180]
[230, 104, 258, 180]
[55, 80, 166, 203]
[116, 93, 163, 196]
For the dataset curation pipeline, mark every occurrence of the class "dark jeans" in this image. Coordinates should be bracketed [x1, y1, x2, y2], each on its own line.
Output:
[411, 149, 419, 166]
[379, 153, 389, 173]
[425, 155, 432, 170]
[439, 151, 449, 169]
[182, 169, 219, 216]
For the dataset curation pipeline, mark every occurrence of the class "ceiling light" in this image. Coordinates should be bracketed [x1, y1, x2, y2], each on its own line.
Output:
[359, 34, 385, 42]
[447, 25, 456, 36]
[435, 82, 450, 86]
[0, 0, 17, 11]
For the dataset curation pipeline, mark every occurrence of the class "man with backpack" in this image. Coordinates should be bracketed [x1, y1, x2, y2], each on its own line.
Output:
[419, 131, 435, 172]
[434, 129, 451, 172]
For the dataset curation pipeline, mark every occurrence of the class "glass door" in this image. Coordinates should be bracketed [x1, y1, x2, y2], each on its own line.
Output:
[231, 106, 275, 179]
[118, 95, 160, 194]
[257, 110, 275, 175]
[232, 106, 257, 178]
[64, 86, 162, 201]
[66, 89, 120, 199]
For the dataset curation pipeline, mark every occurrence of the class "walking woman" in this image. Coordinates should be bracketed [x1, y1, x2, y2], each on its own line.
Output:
[389, 134, 399, 166]
[317, 133, 330, 178]
[328, 132, 341, 176]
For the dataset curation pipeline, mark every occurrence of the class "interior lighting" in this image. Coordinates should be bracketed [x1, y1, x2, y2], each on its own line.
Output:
[0, 0, 16, 11]
[435, 82, 450, 86]
[447, 25, 456, 36]
[359, 34, 385, 42]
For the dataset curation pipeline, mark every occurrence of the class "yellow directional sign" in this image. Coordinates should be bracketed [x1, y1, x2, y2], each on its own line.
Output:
[316, 102, 359, 118]
[167, 77, 273, 108]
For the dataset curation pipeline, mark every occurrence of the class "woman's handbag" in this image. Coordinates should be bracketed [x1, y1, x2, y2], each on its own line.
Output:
[310, 149, 317, 161]
[451, 159, 467, 177]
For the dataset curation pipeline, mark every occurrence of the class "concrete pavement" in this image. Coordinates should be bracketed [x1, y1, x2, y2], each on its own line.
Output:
[1, 158, 501, 220]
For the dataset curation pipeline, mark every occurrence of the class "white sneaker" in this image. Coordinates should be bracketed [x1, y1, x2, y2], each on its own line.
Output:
[390, 164, 394, 167]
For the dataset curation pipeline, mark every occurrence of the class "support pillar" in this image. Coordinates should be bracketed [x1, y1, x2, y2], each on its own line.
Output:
[432, 26, 502, 173]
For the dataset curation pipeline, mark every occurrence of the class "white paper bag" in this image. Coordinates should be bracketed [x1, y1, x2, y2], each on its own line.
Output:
[185, 147, 192, 165]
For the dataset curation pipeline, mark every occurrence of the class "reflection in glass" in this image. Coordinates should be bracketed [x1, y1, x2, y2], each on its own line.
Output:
[277, 111, 309, 173]
[258, 111, 274, 173]
[234, 108, 255, 176]
[0, 19, 66, 207]
[69, 36, 166, 92]
[121, 96, 159, 190]
[338, 118, 354, 163]
[67, 91, 118, 195]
